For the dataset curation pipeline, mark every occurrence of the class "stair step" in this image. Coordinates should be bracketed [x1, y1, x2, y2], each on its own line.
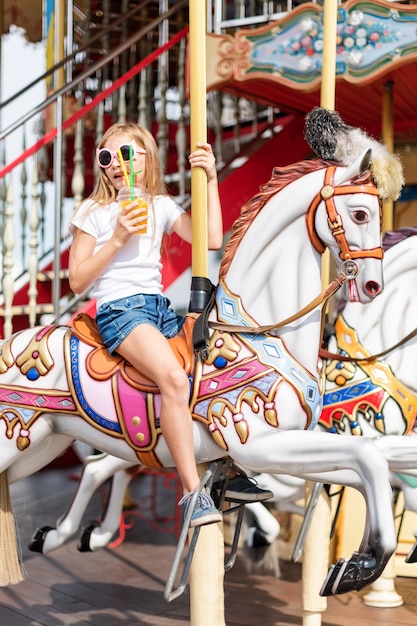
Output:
[37, 269, 70, 282]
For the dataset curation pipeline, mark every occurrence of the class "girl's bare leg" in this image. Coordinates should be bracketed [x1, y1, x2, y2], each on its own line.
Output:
[117, 324, 201, 494]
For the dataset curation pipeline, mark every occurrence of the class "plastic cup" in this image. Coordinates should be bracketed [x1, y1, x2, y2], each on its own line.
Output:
[118, 186, 149, 234]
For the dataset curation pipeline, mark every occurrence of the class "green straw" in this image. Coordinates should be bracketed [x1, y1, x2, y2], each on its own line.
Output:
[129, 145, 134, 200]
[117, 148, 130, 189]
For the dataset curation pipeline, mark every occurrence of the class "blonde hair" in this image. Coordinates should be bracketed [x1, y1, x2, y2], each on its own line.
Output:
[91, 122, 167, 204]
[69, 123, 167, 234]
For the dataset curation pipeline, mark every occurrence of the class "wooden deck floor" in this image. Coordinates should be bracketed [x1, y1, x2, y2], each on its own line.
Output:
[2, 460, 417, 626]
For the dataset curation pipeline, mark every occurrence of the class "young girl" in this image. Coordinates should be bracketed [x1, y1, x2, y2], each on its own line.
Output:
[69, 122, 223, 527]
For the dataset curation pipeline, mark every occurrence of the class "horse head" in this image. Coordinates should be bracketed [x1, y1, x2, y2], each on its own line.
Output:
[305, 107, 404, 305]
[310, 148, 384, 303]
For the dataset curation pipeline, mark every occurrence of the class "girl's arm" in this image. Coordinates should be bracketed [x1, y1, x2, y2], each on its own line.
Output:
[174, 142, 223, 250]
[69, 206, 142, 294]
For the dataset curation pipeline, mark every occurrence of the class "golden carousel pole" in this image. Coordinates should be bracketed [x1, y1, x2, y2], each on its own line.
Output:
[302, 1, 336, 625]
[188, 2, 225, 625]
[362, 79, 403, 609]
[381, 80, 395, 234]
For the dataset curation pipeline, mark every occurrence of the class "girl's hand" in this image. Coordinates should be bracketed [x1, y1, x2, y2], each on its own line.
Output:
[188, 142, 217, 182]
[115, 202, 147, 241]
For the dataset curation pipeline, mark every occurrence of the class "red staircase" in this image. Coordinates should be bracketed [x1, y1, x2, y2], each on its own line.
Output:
[72, 113, 308, 321]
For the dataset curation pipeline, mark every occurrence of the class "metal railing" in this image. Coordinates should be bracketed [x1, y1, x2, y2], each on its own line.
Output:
[0, 0, 190, 336]
[0, 0, 299, 337]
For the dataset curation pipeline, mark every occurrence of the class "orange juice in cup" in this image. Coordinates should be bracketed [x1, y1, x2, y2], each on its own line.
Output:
[118, 186, 149, 234]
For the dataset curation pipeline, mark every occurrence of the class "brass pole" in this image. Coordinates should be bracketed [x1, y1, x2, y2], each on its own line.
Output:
[55, 0, 66, 89]
[320, 0, 338, 290]
[188, 4, 225, 625]
[382, 80, 394, 233]
[189, 0, 208, 278]
[303, 3, 338, 624]
[320, 0, 337, 111]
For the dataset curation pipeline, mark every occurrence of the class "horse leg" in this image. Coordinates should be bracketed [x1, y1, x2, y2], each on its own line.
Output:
[242, 474, 305, 561]
[79, 466, 135, 552]
[372, 435, 417, 474]
[243, 430, 397, 595]
[29, 453, 135, 554]
[393, 476, 417, 564]
[255, 473, 306, 515]
[370, 434, 417, 563]
[241, 502, 281, 577]
[245, 502, 281, 547]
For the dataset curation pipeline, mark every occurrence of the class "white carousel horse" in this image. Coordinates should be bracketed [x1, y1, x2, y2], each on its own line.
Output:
[320, 226, 417, 514]
[30, 230, 417, 572]
[241, 227, 417, 566]
[0, 149, 396, 595]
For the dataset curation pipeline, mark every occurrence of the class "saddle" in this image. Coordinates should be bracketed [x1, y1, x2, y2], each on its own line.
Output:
[71, 312, 196, 392]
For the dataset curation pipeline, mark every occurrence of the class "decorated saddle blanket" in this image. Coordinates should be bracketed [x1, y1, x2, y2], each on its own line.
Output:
[320, 316, 417, 435]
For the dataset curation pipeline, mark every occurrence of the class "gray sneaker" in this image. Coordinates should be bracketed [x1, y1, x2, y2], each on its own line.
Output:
[178, 491, 222, 527]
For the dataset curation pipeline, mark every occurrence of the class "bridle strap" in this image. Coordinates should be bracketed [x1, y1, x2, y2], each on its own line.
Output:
[306, 166, 383, 261]
[209, 272, 348, 334]
[319, 326, 417, 364]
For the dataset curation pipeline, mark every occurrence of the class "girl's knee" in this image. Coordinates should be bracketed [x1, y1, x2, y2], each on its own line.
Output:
[161, 367, 189, 396]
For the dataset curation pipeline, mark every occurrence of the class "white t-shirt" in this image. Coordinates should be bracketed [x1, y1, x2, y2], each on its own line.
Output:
[70, 195, 185, 309]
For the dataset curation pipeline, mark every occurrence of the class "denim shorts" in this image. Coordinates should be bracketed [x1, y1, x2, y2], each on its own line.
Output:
[96, 293, 185, 355]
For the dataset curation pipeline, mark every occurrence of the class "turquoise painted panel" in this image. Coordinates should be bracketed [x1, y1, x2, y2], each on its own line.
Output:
[246, 3, 417, 83]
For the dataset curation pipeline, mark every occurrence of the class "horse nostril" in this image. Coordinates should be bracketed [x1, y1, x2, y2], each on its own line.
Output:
[366, 281, 381, 297]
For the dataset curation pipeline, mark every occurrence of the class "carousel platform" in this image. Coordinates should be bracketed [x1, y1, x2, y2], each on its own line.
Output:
[2, 459, 417, 626]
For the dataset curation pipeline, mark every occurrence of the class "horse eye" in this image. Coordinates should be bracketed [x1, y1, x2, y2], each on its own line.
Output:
[353, 210, 368, 223]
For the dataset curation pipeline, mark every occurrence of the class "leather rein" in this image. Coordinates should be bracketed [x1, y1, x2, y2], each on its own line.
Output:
[320, 326, 417, 364]
[209, 165, 383, 335]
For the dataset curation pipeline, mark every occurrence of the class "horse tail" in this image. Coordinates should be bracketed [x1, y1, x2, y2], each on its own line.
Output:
[0, 471, 24, 585]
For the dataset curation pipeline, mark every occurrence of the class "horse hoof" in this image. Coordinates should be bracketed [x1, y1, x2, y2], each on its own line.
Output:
[320, 558, 348, 596]
[78, 523, 97, 552]
[320, 550, 387, 596]
[28, 526, 55, 553]
[247, 528, 271, 549]
[405, 541, 417, 563]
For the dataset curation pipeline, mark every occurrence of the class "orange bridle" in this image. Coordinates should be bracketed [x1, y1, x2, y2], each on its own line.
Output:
[306, 165, 383, 261]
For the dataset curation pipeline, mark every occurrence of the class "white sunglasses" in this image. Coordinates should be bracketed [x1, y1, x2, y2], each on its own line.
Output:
[96, 141, 146, 168]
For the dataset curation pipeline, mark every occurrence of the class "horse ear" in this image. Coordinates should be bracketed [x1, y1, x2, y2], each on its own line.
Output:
[333, 149, 372, 186]
[359, 148, 372, 173]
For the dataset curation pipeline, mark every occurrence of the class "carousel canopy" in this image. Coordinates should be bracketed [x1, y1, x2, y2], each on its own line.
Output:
[206, 0, 417, 144]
